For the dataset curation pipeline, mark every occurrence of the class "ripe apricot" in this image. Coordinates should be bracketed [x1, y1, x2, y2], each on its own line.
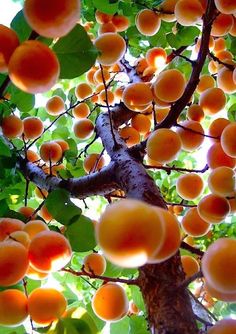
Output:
[95, 10, 113, 24]
[26, 265, 48, 280]
[96, 199, 166, 268]
[195, 36, 215, 54]
[0, 240, 29, 286]
[205, 281, 236, 302]
[73, 103, 90, 118]
[208, 318, 236, 334]
[153, 69, 185, 103]
[8, 40, 60, 94]
[211, 13, 234, 36]
[99, 89, 115, 106]
[54, 139, 69, 153]
[208, 118, 230, 142]
[40, 141, 62, 163]
[207, 142, 236, 169]
[215, 50, 234, 63]
[221, 122, 236, 158]
[202, 238, 236, 293]
[18, 206, 35, 219]
[215, 0, 236, 14]
[83, 253, 106, 275]
[159, 0, 178, 22]
[23, 220, 49, 239]
[181, 207, 211, 237]
[99, 22, 117, 34]
[135, 9, 161, 36]
[0, 24, 19, 73]
[131, 114, 151, 134]
[199, 87, 226, 115]
[119, 126, 141, 147]
[148, 208, 181, 263]
[208, 166, 235, 197]
[213, 38, 226, 53]
[94, 33, 126, 66]
[0, 218, 25, 241]
[24, 0, 80, 38]
[155, 107, 170, 122]
[181, 255, 200, 278]
[129, 301, 139, 315]
[122, 82, 153, 111]
[0, 289, 28, 326]
[196, 75, 215, 94]
[112, 15, 130, 32]
[229, 16, 236, 36]
[208, 60, 219, 74]
[8, 231, 31, 249]
[73, 118, 94, 139]
[176, 120, 204, 152]
[46, 95, 65, 116]
[217, 67, 236, 93]
[28, 288, 67, 325]
[86, 67, 97, 85]
[83, 153, 106, 174]
[94, 68, 110, 84]
[23, 116, 44, 139]
[197, 194, 230, 224]
[75, 83, 93, 100]
[29, 230, 72, 272]
[92, 283, 129, 322]
[40, 204, 53, 221]
[26, 149, 40, 163]
[147, 128, 182, 163]
[176, 173, 204, 200]
[187, 104, 204, 122]
[1, 115, 23, 139]
[174, 0, 204, 26]
[146, 47, 167, 69]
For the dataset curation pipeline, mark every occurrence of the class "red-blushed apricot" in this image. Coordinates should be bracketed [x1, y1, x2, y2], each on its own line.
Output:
[207, 142, 236, 169]
[122, 82, 153, 111]
[99, 22, 117, 34]
[181, 207, 211, 237]
[153, 69, 185, 103]
[96, 199, 166, 268]
[112, 15, 130, 32]
[0, 24, 19, 73]
[86, 67, 97, 85]
[196, 75, 215, 94]
[28, 288, 67, 325]
[46, 95, 65, 116]
[208, 318, 236, 334]
[147, 128, 181, 163]
[131, 114, 151, 134]
[181, 255, 200, 278]
[73, 103, 90, 118]
[94, 33, 126, 66]
[73, 118, 94, 139]
[129, 301, 140, 315]
[54, 139, 69, 153]
[29, 230, 72, 272]
[208, 118, 230, 142]
[145, 155, 162, 167]
[83, 253, 106, 275]
[135, 9, 161, 36]
[0, 289, 28, 326]
[83, 153, 106, 174]
[135, 57, 149, 76]
[95, 10, 113, 24]
[195, 36, 215, 54]
[208, 60, 219, 74]
[8, 40, 60, 94]
[23, 220, 49, 240]
[217, 67, 236, 93]
[99, 89, 115, 106]
[0, 240, 29, 286]
[0, 218, 25, 241]
[229, 16, 236, 36]
[176, 120, 204, 152]
[221, 122, 236, 158]
[155, 107, 170, 122]
[40, 141, 62, 163]
[187, 104, 204, 122]
[205, 281, 236, 302]
[174, 0, 204, 26]
[40, 204, 53, 221]
[148, 208, 181, 263]
[215, 0, 236, 14]
[75, 83, 93, 100]
[119, 126, 141, 147]
[18, 206, 36, 219]
[159, 0, 178, 22]
[92, 283, 129, 322]
[24, 0, 80, 38]
[26, 265, 49, 280]
[208, 166, 235, 197]
[213, 38, 226, 53]
[146, 47, 167, 69]
[94, 68, 110, 83]
[8, 231, 31, 249]
[184, 235, 196, 247]
[114, 86, 124, 101]
[1, 115, 23, 139]
[202, 238, 236, 294]
[199, 87, 226, 115]
[176, 173, 204, 200]
[26, 149, 40, 163]
[211, 13, 234, 36]
[23, 116, 44, 140]
[197, 194, 230, 224]
[215, 50, 234, 63]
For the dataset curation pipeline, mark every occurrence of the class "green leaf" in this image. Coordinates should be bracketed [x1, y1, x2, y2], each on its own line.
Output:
[0, 137, 11, 157]
[129, 316, 150, 334]
[10, 10, 32, 43]
[65, 215, 96, 252]
[167, 26, 200, 49]
[63, 307, 99, 334]
[45, 189, 82, 225]
[10, 86, 35, 112]
[53, 25, 98, 79]
[228, 103, 236, 122]
[111, 317, 130, 334]
[93, 0, 119, 14]
[130, 285, 146, 312]
[53, 318, 93, 334]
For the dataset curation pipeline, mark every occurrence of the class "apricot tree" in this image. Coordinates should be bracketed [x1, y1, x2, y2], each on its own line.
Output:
[0, 0, 236, 333]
